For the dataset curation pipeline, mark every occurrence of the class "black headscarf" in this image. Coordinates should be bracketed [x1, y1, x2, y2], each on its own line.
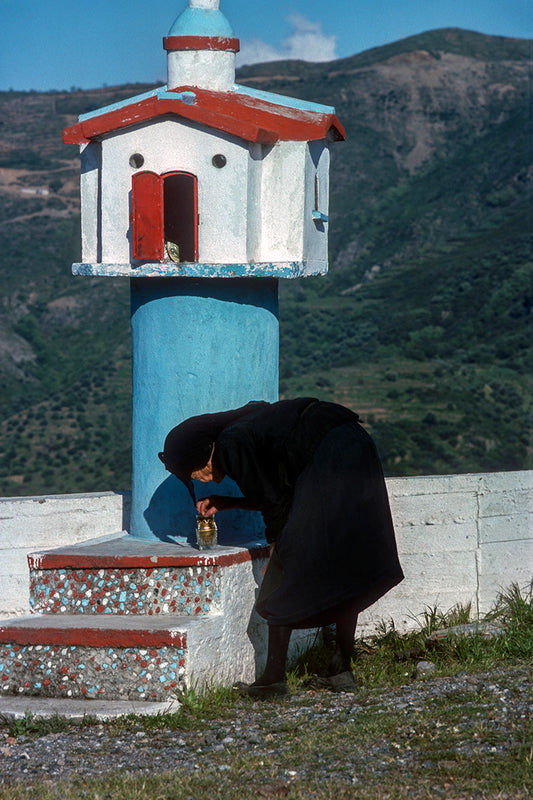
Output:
[159, 401, 269, 505]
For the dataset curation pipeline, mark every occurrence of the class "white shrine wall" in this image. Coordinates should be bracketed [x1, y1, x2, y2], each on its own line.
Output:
[256, 141, 306, 263]
[79, 141, 101, 263]
[303, 142, 330, 265]
[98, 120, 250, 264]
[79, 119, 331, 271]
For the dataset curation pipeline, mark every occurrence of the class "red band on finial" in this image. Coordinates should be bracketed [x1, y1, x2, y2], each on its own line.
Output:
[163, 35, 240, 52]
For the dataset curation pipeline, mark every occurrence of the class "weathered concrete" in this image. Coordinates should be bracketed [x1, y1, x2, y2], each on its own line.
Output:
[0, 493, 130, 618]
[358, 470, 533, 633]
[0, 695, 180, 722]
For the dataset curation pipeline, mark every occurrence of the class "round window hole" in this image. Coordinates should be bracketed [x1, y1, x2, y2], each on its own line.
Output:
[212, 154, 227, 168]
[129, 153, 145, 169]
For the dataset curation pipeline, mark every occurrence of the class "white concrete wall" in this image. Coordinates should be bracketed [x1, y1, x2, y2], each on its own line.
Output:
[1, 472, 531, 632]
[0, 492, 130, 618]
[358, 470, 533, 634]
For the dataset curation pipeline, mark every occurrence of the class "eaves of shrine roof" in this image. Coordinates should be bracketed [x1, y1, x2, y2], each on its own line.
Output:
[63, 84, 346, 146]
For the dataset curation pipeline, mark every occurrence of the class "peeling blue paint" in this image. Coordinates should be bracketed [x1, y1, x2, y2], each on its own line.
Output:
[79, 87, 163, 122]
[156, 89, 196, 105]
[78, 88, 196, 124]
[233, 83, 337, 116]
[72, 261, 328, 279]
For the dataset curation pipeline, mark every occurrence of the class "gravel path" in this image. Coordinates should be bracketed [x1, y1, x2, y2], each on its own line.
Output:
[1, 665, 531, 793]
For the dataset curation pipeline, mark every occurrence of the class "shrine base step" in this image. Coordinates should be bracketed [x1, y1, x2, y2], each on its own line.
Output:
[0, 533, 315, 702]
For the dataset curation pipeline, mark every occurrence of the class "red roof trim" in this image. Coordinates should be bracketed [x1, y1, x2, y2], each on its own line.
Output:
[163, 35, 240, 52]
[63, 87, 346, 146]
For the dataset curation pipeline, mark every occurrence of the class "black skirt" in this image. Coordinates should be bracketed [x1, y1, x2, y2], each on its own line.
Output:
[256, 421, 403, 628]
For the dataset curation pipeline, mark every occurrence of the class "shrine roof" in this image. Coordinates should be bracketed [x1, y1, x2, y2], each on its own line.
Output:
[62, 84, 345, 146]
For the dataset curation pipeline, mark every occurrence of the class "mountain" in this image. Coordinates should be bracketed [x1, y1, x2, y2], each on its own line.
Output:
[0, 29, 531, 495]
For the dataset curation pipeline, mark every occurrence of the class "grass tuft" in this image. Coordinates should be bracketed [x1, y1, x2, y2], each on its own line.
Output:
[9, 710, 97, 740]
[487, 580, 533, 630]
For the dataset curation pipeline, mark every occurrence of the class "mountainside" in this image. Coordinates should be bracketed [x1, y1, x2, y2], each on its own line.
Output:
[0, 29, 531, 495]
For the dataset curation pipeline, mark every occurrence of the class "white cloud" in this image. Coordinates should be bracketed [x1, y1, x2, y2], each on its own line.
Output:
[237, 12, 338, 66]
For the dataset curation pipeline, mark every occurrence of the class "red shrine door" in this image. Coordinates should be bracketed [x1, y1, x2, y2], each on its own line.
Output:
[132, 171, 198, 262]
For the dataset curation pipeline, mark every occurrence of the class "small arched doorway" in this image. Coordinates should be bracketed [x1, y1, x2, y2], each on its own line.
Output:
[132, 170, 198, 262]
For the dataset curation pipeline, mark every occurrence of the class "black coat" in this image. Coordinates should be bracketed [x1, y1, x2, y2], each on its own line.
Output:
[213, 398, 404, 627]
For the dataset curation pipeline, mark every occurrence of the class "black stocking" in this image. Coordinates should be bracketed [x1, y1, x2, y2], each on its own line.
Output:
[327, 609, 358, 676]
[256, 624, 292, 685]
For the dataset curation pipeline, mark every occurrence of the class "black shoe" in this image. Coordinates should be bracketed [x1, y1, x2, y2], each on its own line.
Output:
[302, 674, 332, 690]
[303, 670, 357, 693]
[328, 670, 358, 693]
[233, 680, 290, 699]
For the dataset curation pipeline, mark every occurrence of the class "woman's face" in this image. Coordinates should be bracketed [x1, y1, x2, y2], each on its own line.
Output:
[190, 455, 225, 484]
[190, 464, 215, 483]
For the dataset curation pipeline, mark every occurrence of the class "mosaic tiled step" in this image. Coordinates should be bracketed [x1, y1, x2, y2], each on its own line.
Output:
[29, 564, 221, 616]
[7, 534, 270, 700]
[0, 614, 192, 702]
[28, 535, 269, 617]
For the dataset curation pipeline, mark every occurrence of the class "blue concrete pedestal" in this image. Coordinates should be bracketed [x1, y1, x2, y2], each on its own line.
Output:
[129, 277, 279, 544]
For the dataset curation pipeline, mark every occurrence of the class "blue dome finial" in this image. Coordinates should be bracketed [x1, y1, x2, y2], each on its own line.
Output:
[168, 0, 234, 38]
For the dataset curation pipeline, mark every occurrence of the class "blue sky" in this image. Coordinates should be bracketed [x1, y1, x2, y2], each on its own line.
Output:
[2, 0, 531, 92]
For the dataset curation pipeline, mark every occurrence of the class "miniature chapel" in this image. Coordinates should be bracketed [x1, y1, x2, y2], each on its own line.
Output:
[63, 0, 345, 277]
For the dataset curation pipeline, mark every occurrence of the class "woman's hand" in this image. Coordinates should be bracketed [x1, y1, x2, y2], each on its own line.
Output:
[196, 495, 261, 516]
[196, 495, 231, 516]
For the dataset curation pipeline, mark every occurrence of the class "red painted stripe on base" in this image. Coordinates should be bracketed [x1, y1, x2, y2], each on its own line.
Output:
[163, 35, 240, 52]
[27, 545, 270, 571]
[0, 626, 187, 649]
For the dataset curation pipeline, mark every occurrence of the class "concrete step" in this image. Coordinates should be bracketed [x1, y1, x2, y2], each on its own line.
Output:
[28, 532, 268, 617]
[0, 610, 256, 703]
[1, 533, 277, 702]
[0, 612, 194, 702]
[0, 694, 180, 722]
[0, 694, 181, 722]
